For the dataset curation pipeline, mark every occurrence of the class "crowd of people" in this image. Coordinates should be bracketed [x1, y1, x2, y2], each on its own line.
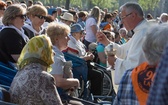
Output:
[0, 0, 168, 105]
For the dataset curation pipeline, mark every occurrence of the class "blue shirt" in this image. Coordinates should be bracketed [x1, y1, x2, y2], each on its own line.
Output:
[113, 69, 139, 105]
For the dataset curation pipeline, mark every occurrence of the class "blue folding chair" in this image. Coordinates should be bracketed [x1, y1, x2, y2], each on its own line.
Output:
[0, 62, 17, 88]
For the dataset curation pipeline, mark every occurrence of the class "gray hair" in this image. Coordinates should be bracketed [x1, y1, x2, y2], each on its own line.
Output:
[121, 2, 144, 17]
[143, 23, 168, 65]
[119, 28, 128, 35]
[2, 4, 26, 26]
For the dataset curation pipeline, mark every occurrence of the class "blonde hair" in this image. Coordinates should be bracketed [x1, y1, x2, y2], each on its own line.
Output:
[47, 22, 70, 44]
[27, 4, 47, 17]
[89, 6, 101, 25]
[2, 4, 26, 26]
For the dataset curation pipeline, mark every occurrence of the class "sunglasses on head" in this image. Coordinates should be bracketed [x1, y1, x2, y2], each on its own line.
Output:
[15, 14, 27, 19]
[35, 15, 46, 20]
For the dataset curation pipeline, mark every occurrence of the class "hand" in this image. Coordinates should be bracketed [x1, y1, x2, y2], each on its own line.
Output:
[88, 53, 95, 60]
[107, 55, 117, 69]
[96, 31, 110, 46]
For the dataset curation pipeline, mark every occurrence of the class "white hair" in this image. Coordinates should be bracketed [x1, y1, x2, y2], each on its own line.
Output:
[143, 23, 168, 65]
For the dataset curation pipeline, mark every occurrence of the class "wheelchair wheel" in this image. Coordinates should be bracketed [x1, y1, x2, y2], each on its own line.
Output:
[100, 70, 113, 100]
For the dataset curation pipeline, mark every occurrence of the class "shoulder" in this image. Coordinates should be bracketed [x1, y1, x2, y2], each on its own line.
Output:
[0, 28, 20, 39]
[40, 71, 55, 83]
[0, 28, 17, 34]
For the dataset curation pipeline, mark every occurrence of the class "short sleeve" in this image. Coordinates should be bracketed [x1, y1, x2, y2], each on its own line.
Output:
[50, 56, 64, 75]
[96, 44, 105, 53]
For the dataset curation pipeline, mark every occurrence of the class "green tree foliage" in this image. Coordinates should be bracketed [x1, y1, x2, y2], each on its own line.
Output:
[138, 0, 160, 11]
[91, 0, 118, 10]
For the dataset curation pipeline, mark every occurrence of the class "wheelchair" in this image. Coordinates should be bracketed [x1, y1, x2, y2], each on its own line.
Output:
[63, 52, 116, 104]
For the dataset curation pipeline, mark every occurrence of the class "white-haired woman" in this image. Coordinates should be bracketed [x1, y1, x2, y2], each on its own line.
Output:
[113, 23, 168, 105]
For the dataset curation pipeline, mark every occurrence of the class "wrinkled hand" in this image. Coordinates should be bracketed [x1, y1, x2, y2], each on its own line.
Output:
[107, 55, 117, 69]
[88, 53, 95, 60]
[96, 31, 110, 46]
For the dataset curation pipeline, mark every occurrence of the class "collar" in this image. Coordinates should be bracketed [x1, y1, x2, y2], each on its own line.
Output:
[133, 19, 146, 33]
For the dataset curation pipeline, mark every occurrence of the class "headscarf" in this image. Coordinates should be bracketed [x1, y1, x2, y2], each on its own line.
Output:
[17, 35, 54, 72]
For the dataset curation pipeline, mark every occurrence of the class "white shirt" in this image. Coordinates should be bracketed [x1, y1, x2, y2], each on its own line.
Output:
[85, 17, 98, 42]
[112, 19, 156, 84]
[68, 34, 86, 57]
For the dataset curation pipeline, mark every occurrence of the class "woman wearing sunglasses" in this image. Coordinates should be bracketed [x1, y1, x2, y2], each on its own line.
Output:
[0, 4, 29, 64]
[23, 5, 47, 39]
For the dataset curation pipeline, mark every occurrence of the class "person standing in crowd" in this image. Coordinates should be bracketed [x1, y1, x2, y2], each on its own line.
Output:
[68, 9, 78, 23]
[27, 0, 33, 8]
[23, 5, 47, 39]
[47, 22, 80, 100]
[56, 7, 62, 21]
[119, 27, 128, 44]
[113, 23, 168, 105]
[60, 12, 74, 26]
[0, 1, 6, 29]
[6, 0, 12, 7]
[84, 6, 101, 49]
[51, 9, 58, 22]
[0, 4, 29, 63]
[158, 13, 168, 23]
[100, 13, 113, 31]
[77, 11, 88, 29]
[146, 13, 153, 20]
[10, 35, 63, 105]
[97, 2, 154, 84]
[96, 30, 115, 67]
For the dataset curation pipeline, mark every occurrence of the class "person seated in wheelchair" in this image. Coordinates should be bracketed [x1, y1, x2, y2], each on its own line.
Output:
[47, 22, 80, 100]
[67, 23, 104, 98]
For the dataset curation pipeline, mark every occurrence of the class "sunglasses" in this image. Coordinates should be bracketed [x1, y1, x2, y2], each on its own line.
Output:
[15, 14, 27, 19]
[35, 15, 46, 20]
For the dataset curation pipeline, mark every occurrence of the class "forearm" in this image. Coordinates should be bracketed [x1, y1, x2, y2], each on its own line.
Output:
[54, 75, 79, 89]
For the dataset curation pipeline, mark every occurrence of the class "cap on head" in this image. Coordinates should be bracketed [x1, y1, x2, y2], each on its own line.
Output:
[71, 23, 84, 33]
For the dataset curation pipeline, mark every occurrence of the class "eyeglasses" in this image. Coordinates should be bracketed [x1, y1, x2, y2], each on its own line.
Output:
[0, 8, 6, 11]
[15, 14, 27, 19]
[35, 15, 46, 20]
[120, 13, 132, 20]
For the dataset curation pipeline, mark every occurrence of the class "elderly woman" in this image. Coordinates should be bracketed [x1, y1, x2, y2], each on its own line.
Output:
[0, 4, 29, 63]
[67, 23, 104, 98]
[47, 22, 80, 100]
[84, 6, 101, 49]
[23, 5, 47, 39]
[113, 23, 168, 105]
[9, 35, 63, 105]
